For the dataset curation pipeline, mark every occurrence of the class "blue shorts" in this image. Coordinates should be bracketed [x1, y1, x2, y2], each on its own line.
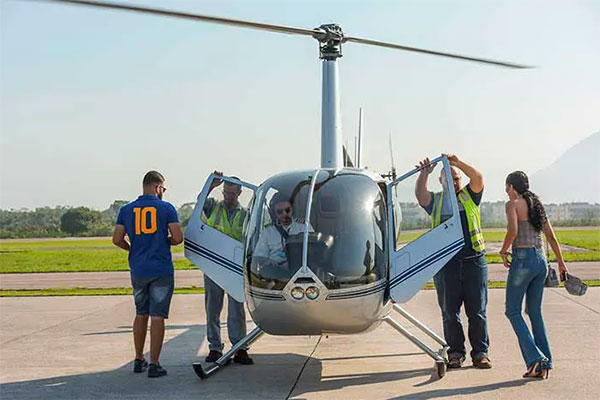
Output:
[131, 274, 174, 318]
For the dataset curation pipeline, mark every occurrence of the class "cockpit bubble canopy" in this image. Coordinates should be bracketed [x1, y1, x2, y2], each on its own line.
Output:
[246, 170, 386, 291]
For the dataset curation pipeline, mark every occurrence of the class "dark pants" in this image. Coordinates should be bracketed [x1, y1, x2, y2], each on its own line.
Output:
[433, 254, 489, 361]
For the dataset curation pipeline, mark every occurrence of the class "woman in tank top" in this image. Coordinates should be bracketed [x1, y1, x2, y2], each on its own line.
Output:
[499, 171, 568, 379]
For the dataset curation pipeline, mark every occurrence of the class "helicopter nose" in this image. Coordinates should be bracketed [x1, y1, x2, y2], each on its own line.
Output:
[282, 266, 328, 303]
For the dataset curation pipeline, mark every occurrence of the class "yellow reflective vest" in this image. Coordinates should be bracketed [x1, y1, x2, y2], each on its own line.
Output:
[205, 201, 246, 242]
[431, 188, 485, 253]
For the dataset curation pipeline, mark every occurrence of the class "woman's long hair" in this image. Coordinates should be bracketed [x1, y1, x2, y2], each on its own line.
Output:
[506, 171, 547, 231]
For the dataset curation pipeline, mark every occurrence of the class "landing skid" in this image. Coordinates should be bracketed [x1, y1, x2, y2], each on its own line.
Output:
[194, 305, 448, 379]
[193, 326, 265, 379]
[385, 304, 449, 379]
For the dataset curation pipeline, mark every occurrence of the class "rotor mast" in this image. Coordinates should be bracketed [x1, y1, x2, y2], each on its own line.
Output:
[314, 24, 344, 169]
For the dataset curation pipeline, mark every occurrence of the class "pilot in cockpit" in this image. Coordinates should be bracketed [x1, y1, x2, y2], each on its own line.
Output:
[253, 193, 314, 270]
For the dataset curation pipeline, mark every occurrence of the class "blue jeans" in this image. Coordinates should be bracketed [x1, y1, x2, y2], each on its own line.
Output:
[433, 254, 489, 361]
[505, 247, 552, 369]
[204, 276, 247, 351]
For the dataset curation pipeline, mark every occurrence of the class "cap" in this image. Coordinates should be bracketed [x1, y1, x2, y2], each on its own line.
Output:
[564, 273, 588, 296]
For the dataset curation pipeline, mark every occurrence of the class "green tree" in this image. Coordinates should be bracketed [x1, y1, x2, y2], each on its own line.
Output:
[60, 207, 104, 235]
[0, 207, 67, 238]
[178, 202, 196, 227]
[102, 200, 129, 224]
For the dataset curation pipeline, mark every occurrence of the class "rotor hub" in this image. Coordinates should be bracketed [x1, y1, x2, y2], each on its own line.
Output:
[313, 24, 344, 60]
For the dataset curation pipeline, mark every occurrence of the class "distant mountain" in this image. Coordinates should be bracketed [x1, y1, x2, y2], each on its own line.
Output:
[531, 132, 600, 203]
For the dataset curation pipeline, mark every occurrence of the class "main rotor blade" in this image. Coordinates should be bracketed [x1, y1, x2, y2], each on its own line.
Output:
[31, 0, 318, 37]
[28, 1, 533, 69]
[345, 36, 533, 69]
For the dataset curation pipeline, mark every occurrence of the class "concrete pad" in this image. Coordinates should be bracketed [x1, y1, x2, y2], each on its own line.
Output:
[1, 289, 599, 399]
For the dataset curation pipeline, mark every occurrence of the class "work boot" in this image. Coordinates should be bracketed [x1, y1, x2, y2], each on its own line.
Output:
[447, 356, 464, 369]
[473, 357, 492, 369]
[205, 350, 222, 363]
[147, 363, 167, 378]
[133, 358, 148, 373]
[233, 349, 254, 365]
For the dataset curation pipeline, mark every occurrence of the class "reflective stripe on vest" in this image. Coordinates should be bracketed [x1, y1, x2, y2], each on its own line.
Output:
[206, 202, 246, 242]
[431, 188, 485, 253]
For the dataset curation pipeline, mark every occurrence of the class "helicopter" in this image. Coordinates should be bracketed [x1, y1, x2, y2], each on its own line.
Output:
[30, 0, 531, 380]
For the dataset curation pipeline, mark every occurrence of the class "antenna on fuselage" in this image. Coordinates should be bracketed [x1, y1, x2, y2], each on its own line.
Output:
[357, 108, 364, 168]
[381, 133, 397, 181]
[389, 133, 397, 180]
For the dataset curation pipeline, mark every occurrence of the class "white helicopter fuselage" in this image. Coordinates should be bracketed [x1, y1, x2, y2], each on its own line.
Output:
[186, 163, 464, 336]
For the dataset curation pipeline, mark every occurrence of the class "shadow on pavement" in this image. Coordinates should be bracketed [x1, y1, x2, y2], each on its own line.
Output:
[1, 320, 448, 400]
[394, 379, 533, 399]
[290, 367, 435, 399]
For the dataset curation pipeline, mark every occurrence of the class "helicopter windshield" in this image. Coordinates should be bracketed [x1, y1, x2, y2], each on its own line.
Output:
[246, 170, 386, 291]
[246, 171, 313, 290]
[307, 171, 386, 289]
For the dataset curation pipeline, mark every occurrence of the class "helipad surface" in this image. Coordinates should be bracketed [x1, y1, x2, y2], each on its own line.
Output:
[1, 289, 598, 399]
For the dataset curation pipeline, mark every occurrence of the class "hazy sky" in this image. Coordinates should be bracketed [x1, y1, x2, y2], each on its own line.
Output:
[1, 0, 599, 210]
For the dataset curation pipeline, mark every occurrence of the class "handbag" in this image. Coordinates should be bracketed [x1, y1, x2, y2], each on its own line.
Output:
[543, 239, 560, 288]
[544, 264, 560, 287]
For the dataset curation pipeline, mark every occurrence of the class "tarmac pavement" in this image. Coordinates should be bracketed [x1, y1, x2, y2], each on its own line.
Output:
[1, 262, 598, 290]
[1, 289, 599, 399]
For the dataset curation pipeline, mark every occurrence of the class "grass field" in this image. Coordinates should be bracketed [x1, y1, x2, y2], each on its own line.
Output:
[398, 229, 600, 264]
[398, 229, 600, 248]
[1, 229, 598, 274]
[0, 240, 190, 273]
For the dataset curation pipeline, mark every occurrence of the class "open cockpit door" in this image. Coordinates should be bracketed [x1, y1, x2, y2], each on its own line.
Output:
[387, 156, 464, 303]
[185, 173, 257, 302]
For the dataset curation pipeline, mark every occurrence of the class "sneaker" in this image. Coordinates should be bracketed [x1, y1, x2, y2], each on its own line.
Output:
[448, 357, 464, 369]
[133, 358, 148, 373]
[205, 350, 223, 363]
[473, 357, 492, 369]
[148, 363, 167, 378]
[233, 349, 254, 365]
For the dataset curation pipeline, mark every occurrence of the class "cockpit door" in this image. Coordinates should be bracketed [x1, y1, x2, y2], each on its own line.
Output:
[387, 156, 465, 303]
[185, 173, 257, 302]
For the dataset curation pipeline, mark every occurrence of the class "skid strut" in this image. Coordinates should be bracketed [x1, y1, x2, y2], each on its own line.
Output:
[385, 304, 449, 378]
[193, 326, 265, 379]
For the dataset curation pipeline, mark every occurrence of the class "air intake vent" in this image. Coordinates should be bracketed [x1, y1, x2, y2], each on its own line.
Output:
[294, 277, 315, 284]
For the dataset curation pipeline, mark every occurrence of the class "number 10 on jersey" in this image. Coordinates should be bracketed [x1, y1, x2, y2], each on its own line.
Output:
[133, 207, 157, 235]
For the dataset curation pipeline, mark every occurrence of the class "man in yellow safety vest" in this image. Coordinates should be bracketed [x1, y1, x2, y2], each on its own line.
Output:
[202, 171, 252, 365]
[415, 154, 491, 370]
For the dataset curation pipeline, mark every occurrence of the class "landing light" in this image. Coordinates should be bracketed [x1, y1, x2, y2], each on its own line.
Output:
[305, 286, 320, 300]
[291, 287, 305, 300]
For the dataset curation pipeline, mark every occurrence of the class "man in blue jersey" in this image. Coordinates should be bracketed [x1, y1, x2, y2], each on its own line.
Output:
[113, 171, 183, 378]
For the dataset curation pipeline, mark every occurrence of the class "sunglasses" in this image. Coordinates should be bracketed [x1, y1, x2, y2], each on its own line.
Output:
[275, 207, 291, 215]
[158, 185, 167, 192]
